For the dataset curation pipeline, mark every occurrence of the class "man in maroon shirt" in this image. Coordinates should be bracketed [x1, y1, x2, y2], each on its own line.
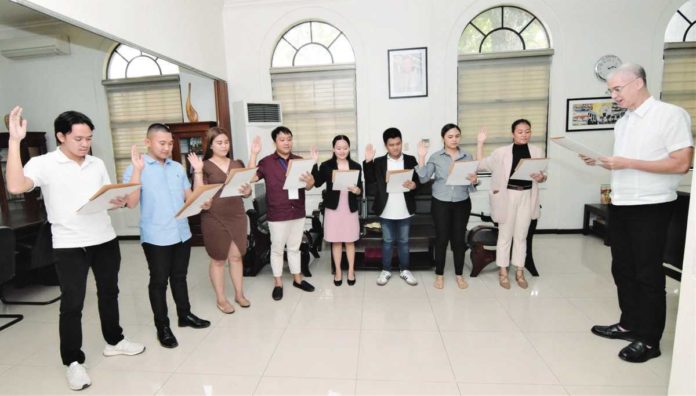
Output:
[256, 126, 316, 300]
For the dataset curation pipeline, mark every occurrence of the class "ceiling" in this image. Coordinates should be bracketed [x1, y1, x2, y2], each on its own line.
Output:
[0, 0, 53, 27]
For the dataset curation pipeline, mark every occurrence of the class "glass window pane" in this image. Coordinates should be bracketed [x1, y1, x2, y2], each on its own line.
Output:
[459, 24, 484, 54]
[116, 44, 141, 61]
[283, 22, 311, 49]
[687, 26, 696, 41]
[481, 29, 524, 53]
[665, 17, 690, 42]
[472, 7, 502, 34]
[311, 21, 340, 47]
[126, 56, 161, 78]
[503, 6, 533, 32]
[107, 55, 127, 79]
[294, 43, 332, 66]
[272, 39, 297, 67]
[157, 59, 179, 75]
[520, 20, 549, 49]
[329, 34, 355, 63]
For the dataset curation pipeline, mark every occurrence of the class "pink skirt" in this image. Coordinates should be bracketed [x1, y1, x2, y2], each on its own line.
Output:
[324, 190, 360, 243]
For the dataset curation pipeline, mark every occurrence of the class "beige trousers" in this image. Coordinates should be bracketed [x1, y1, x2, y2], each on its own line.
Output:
[496, 189, 532, 268]
[268, 218, 305, 277]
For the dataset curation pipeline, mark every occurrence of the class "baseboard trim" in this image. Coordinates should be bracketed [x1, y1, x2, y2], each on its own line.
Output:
[535, 229, 584, 234]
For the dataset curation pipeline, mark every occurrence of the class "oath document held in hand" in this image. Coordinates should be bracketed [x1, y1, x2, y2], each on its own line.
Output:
[77, 183, 141, 215]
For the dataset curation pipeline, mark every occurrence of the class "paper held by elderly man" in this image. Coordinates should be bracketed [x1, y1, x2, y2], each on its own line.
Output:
[551, 137, 607, 162]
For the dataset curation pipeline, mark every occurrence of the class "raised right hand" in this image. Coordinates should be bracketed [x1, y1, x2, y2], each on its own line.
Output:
[417, 140, 428, 159]
[477, 127, 488, 145]
[131, 144, 145, 171]
[250, 135, 261, 156]
[365, 144, 375, 162]
[8, 106, 27, 142]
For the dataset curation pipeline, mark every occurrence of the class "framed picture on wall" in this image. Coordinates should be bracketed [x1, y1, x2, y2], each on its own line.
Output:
[388, 47, 428, 99]
[566, 97, 626, 131]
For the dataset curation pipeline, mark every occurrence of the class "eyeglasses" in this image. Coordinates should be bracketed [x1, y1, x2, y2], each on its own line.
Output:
[606, 78, 638, 95]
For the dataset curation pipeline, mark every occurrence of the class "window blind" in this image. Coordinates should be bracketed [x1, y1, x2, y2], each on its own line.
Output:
[271, 66, 357, 159]
[662, 44, 696, 140]
[103, 76, 183, 181]
[458, 52, 551, 156]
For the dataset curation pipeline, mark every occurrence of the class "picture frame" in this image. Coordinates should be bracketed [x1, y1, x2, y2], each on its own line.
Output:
[388, 47, 428, 99]
[566, 97, 626, 131]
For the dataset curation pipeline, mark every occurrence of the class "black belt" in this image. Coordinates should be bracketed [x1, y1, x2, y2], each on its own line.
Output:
[507, 184, 532, 191]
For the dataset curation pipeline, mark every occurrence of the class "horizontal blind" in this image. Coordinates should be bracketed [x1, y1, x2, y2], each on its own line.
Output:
[271, 67, 357, 159]
[662, 46, 696, 140]
[104, 78, 183, 181]
[458, 54, 551, 155]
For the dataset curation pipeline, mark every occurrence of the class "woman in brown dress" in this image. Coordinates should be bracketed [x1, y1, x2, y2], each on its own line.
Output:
[189, 127, 258, 314]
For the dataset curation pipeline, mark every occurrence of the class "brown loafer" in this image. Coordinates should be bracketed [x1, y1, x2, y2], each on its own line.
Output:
[434, 275, 444, 289]
[499, 273, 511, 289]
[235, 297, 251, 308]
[456, 276, 468, 289]
[515, 270, 528, 289]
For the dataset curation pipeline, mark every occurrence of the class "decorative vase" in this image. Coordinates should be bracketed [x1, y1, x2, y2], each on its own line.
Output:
[185, 82, 199, 123]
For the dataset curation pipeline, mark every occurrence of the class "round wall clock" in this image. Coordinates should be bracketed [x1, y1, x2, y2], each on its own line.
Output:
[594, 55, 622, 81]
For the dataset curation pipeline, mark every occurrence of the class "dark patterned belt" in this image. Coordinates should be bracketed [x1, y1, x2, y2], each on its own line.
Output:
[507, 184, 532, 191]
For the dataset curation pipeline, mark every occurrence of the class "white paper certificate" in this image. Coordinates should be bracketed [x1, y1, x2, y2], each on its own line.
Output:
[446, 160, 479, 186]
[219, 167, 257, 198]
[510, 158, 550, 181]
[282, 159, 316, 190]
[175, 184, 223, 220]
[77, 183, 141, 215]
[550, 137, 606, 161]
[386, 169, 414, 193]
[332, 170, 360, 191]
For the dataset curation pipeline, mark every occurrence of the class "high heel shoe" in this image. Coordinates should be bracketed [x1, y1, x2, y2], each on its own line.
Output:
[347, 275, 356, 286]
[334, 276, 343, 286]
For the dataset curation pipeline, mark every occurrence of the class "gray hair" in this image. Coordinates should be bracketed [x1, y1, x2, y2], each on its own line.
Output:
[608, 63, 647, 85]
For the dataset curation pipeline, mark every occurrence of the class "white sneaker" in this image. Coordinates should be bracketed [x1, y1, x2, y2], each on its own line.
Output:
[376, 270, 392, 286]
[103, 337, 146, 357]
[66, 362, 91, 391]
[400, 270, 418, 286]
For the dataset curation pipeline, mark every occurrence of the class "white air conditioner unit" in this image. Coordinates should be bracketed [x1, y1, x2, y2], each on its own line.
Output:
[0, 34, 71, 59]
[232, 101, 282, 163]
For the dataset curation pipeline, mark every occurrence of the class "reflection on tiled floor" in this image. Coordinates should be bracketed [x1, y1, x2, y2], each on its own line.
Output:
[0, 235, 679, 395]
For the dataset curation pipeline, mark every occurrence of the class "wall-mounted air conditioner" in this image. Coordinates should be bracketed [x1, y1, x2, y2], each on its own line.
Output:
[0, 34, 71, 59]
[232, 101, 282, 163]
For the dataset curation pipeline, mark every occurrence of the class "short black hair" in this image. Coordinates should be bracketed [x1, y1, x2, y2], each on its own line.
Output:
[147, 123, 171, 137]
[271, 126, 292, 141]
[54, 111, 94, 144]
[440, 123, 461, 138]
[511, 119, 531, 133]
[382, 127, 402, 144]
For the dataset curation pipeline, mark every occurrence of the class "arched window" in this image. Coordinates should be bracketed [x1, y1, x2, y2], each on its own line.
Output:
[458, 6, 552, 154]
[103, 44, 183, 180]
[662, 0, 696, 142]
[270, 21, 356, 158]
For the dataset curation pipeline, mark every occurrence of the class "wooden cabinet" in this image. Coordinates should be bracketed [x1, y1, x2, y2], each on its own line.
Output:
[0, 132, 48, 219]
[167, 122, 217, 246]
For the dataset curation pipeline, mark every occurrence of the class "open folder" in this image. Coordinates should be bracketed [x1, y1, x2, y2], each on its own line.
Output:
[332, 170, 360, 191]
[446, 160, 479, 186]
[551, 137, 606, 161]
[219, 167, 257, 198]
[386, 169, 414, 193]
[282, 159, 316, 190]
[77, 183, 141, 215]
[175, 184, 223, 220]
[510, 158, 550, 181]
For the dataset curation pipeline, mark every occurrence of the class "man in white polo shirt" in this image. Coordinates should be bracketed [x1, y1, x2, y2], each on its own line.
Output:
[581, 64, 693, 363]
[5, 106, 145, 391]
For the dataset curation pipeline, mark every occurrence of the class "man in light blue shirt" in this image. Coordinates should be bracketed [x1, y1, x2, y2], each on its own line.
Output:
[124, 123, 210, 349]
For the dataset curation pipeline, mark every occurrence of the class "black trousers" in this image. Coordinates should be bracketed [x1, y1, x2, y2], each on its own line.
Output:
[53, 238, 124, 366]
[431, 198, 471, 276]
[141, 241, 192, 328]
[609, 201, 675, 346]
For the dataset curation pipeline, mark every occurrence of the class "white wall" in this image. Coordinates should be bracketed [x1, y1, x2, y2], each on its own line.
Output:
[221, 0, 691, 230]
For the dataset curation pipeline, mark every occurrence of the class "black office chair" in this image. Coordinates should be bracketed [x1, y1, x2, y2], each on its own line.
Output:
[0, 226, 23, 331]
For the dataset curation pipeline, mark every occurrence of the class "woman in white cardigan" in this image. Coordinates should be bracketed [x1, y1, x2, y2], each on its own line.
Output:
[477, 119, 547, 289]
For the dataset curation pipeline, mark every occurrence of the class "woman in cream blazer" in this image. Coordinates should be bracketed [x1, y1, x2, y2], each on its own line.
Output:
[477, 119, 547, 289]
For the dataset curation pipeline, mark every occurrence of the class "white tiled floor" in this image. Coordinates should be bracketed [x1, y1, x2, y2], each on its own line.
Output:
[0, 234, 679, 395]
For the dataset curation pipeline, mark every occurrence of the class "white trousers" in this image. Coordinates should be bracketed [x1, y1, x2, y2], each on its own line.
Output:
[496, 189, 532, 268]
[268, 218, 305, 277]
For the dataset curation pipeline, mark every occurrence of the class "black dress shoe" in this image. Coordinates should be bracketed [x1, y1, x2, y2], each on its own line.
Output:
[178, 313, 211, 329]
[334, 277, 342, 286]
[347, 276, 356, 286]
[157, 326, 178, 348]
[591, 323, 636, 341]
[619, 341, 661, 363]
[293, 280, 315, 292]
[272, 286, 283, 301]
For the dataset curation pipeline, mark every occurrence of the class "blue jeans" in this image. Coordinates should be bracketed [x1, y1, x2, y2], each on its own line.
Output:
[380, 217, 411, 271]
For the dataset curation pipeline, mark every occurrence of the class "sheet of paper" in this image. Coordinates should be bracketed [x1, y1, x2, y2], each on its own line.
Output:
[446, 160, 479, 186]
[175, 184, 223, 220]
[219, 167, 257, 198]
[332, 170, 360, 191]
[77, 183, 141, 215]
[510, 158, 550, 181]
[386, 169, 414, 193]
[282, 159, 316, 190]
[550, 137, 607, 161]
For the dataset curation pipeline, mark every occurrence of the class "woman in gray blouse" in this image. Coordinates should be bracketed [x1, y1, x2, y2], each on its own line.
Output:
[416, 123, 479, 289]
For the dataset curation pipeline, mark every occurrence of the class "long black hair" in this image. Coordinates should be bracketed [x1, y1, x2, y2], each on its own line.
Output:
[331, 134, 352, 161]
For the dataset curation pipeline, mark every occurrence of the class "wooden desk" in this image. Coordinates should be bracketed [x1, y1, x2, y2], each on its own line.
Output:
[583, 203, 610, 245]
